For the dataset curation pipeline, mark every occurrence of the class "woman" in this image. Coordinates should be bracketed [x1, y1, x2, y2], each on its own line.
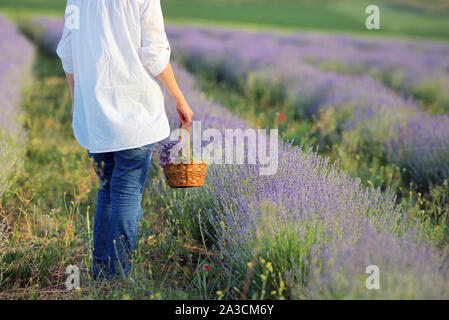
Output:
[56, 0, 193, 280]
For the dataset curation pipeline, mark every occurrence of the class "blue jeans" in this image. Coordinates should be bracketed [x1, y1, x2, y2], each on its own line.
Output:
[88, 144, 154, 280]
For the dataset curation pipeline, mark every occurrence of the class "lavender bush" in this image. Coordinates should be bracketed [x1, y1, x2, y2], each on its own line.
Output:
[0, 15, 35, 200]
[31, 17, 449, 299]
[304, 226, 449, 299]
[23, 17, 63, 58]
[166, 25, 449, 186]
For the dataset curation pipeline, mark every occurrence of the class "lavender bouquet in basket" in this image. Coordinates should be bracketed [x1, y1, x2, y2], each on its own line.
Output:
[152, 136, 207, 188]
[152, 139, 183, 166]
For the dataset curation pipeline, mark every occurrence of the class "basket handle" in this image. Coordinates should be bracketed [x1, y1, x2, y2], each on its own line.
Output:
[179, 123, 191, 163]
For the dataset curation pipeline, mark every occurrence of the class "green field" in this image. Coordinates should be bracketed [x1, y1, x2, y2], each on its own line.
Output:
[1, 0, 449, 41]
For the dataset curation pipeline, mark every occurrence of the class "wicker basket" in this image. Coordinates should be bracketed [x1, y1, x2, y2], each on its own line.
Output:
[163, 123, 207, 188]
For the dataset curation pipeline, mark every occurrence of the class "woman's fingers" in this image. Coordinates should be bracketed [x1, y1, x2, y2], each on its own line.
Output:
[178, 109, 193, 124]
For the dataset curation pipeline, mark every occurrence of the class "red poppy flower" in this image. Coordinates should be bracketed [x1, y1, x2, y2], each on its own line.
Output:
[277, 113, 287, 122]
[203, 264, 211, 271]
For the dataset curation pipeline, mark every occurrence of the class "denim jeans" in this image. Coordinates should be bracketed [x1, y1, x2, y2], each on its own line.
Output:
[88, 143, 154, 280]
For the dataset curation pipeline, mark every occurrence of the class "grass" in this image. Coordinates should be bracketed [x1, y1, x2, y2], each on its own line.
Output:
[0, 0, 449, 41]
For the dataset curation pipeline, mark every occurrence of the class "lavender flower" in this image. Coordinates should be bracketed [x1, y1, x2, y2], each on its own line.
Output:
[152, 139, 181, 166]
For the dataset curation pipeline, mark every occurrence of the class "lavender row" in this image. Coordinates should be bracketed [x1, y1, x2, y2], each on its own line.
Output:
[25, 17, 64, 58]
[166, 25, 449, 186]
[0, 15, 35, 200]
[0, 15, 34, 134]
[168, 25, 449, 112]
[31, 17, 449, 298]
[283, 31, 449, 112]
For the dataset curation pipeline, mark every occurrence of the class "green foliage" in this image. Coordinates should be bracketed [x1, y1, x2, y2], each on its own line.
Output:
[0, 134, 25, 201]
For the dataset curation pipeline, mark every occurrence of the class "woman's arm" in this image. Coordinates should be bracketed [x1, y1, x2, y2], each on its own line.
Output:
[157, 62, 194, 124]
[65, 72, 75, 117]
[57, 1, 75, 117]
[139, 0, 193, 124]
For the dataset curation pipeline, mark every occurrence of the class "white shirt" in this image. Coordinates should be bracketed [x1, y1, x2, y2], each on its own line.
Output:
[56, 0, 171, 153]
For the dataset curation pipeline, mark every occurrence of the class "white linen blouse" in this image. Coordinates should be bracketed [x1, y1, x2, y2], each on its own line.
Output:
[56, 0, 171, 153]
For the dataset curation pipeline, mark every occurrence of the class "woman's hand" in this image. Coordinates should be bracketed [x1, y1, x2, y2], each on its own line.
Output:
[176, 98, 194, 125]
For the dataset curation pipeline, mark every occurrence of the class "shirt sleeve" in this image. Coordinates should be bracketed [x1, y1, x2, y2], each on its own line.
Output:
[56, 0, 74, 74]
[140, 0, 171, 77]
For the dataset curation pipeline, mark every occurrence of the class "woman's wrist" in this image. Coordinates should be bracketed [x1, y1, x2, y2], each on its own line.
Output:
[174, 95, 187, 105]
